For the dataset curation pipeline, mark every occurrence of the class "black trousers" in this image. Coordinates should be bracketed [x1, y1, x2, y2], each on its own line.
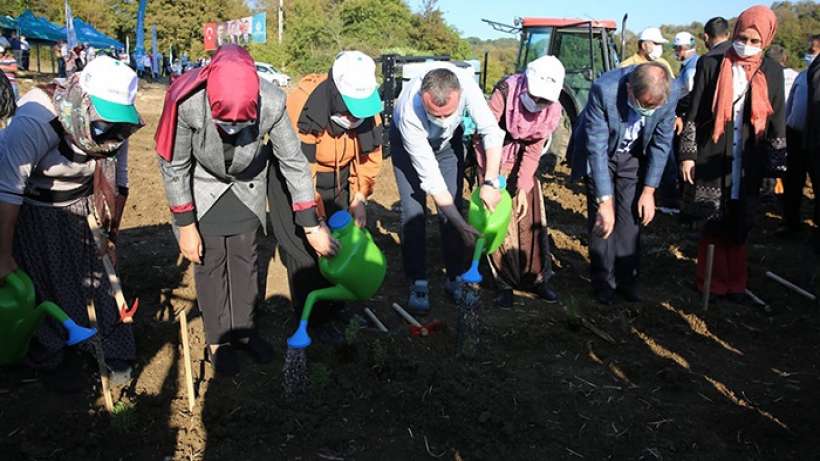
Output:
[194, 230, 259, 346]
[586, 150, 643, 291]
[783, 127, 819, 229]
[268, 158, 348, 322]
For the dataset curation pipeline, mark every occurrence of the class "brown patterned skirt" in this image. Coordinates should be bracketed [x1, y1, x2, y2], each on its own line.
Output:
[488, 178, 551, 290]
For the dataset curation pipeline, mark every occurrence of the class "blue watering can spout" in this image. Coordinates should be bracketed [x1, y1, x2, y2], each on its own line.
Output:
[462, 259, 483, 284]
[287, 320, 311, 349]
[63, 319, 97, 346]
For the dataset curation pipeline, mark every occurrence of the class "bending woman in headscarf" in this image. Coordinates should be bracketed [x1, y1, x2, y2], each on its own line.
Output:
[475, 55, 565, 308]
[0, 56, 142, 391]
[679, 5, 785, 303]
[269, 50, 382, 338]
[155, 45, 336, 377]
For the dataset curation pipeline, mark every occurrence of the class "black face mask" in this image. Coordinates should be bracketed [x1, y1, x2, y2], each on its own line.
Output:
[90, 120, 139, 144]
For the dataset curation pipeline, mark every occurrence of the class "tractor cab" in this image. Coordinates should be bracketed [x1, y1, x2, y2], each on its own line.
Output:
[484, 16, 625, 164]
[516, 18, 620, 116]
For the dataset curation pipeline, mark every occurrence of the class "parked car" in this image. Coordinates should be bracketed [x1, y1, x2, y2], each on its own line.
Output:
[255, 62, 290, 87]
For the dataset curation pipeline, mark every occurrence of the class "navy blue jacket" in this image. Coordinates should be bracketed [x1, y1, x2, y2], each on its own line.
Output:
[569, 66, 679, 199]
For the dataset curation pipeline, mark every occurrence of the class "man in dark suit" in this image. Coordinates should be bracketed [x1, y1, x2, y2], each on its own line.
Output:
[570, 62, 678, 304]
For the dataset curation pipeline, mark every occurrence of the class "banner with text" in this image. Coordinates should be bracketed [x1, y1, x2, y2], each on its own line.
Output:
[203, 13, 266, 51]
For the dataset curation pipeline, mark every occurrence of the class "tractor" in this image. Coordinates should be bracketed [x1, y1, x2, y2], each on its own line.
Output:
[483, 16, 627, 165]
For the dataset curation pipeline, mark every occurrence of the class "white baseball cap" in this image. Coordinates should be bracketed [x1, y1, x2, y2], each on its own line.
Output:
[79, 55, 140, 124]
[639, 27, 669, 44]
[673, 32, 696, 47]
[332, 50, 383, 118]
[525, 55, 565, 102]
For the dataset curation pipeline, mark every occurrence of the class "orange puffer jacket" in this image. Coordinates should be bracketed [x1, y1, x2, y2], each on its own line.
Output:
[286, 73, 382, 206]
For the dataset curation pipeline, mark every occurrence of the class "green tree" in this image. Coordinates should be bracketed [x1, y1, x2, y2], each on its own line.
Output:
[409, 0, 471, 59]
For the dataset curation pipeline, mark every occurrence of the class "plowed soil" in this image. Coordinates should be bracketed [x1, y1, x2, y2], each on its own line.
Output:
[2, 77, 819, 461]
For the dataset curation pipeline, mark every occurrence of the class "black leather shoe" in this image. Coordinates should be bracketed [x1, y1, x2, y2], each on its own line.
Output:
[235, 334, 274, 364]
[494, 289, 514, 309]
[536, 283, 559, 304]
[617, 286, 641, 303]
[594, 287, 615, 306]
[206, 345, 240, 377]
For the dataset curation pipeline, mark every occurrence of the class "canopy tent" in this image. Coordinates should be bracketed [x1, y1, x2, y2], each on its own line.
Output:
[13, 11, 124, 50]
[15, 10, 64, 42]
[71, 18, 124, 50]
[0, 16, 17, 31]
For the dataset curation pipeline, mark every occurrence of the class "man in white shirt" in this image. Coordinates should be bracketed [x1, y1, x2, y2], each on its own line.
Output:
[768, 45, 799, 99]
[782, 35, 820, 235]
[391, 63, 504, 314]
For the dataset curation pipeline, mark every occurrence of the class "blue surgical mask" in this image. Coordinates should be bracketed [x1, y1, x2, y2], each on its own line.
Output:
[426, 111, 458, 129]
[628, 93, 656, 118]
[805, 53, 818, 66]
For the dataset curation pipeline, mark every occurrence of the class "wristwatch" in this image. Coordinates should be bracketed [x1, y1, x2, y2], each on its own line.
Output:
[482, 178, 500, 189]
[596, 195, 612, 204]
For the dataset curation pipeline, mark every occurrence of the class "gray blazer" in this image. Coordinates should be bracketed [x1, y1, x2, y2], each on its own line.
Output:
[159, 80, 315, 232]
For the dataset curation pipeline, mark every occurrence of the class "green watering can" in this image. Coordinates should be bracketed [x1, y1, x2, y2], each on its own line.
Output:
[0, 269, 97, 366]
[287, 210, 387, 349]
[462, 176, 513, 284]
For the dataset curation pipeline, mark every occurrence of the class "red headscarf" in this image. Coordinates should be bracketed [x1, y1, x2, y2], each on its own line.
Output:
[711, 5, 777, 143]
[154, 45, 259, 160]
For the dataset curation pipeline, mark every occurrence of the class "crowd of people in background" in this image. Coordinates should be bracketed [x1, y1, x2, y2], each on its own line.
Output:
[0, 4, 817, 387]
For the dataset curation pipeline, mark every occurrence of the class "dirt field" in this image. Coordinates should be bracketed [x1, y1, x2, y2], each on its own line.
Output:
[2, 77, 819, 460]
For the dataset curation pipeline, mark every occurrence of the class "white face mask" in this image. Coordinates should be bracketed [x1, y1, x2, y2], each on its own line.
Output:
[215, 120, 254, 135]
[519, 92, 550, 113]
[330, 114, 364, 130]
[805, 53, 818, 66]
[426, 111, 458, 129]
[733, 41, 762, 58]
[648, 44, 663, 61]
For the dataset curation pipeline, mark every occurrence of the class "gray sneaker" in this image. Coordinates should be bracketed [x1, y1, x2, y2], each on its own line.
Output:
[407, 280, 430, 315]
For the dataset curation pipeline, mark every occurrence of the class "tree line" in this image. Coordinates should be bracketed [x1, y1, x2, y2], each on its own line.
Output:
[1, 1, 817, 83]
[1, 0, 472, 77]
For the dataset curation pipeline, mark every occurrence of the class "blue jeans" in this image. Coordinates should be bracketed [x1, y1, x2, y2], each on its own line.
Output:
[391, 126, 466, 282]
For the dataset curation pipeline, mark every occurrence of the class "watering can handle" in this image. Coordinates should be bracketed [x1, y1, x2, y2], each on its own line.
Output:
[1, 269, 34, 306]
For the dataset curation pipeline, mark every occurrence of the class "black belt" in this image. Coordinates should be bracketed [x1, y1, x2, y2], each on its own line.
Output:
[25, 181, 92, 203]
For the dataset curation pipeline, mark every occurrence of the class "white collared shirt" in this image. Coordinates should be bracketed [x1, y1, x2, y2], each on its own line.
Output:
[731, 64, 750, 200]
[394, 62, 504, 195]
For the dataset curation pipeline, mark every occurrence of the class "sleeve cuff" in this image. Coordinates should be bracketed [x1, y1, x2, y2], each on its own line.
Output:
[0, 192, 23, 206]
[117, 186, 129, 197]
[295, 208, 319, 227]
[173, 210, 196, 227]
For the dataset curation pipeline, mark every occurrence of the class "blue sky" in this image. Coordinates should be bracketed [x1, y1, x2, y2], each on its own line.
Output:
[410, 0, 787, 40]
